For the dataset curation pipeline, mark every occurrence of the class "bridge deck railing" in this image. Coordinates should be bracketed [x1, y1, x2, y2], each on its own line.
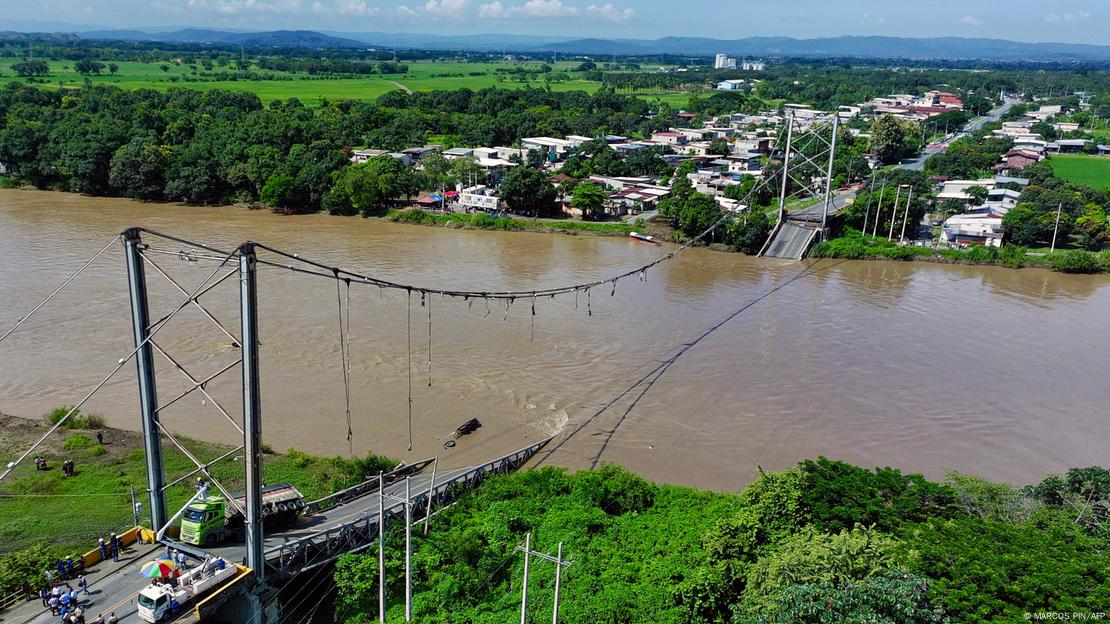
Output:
[264, 438, 551, 578]
[302, 458, 435, 516]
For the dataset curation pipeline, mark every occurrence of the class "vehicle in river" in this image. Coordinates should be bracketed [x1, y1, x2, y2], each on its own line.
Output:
[629, 231, 658, 244]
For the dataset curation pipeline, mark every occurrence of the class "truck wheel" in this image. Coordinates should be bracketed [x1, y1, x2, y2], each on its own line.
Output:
[203, 533, 217, 549]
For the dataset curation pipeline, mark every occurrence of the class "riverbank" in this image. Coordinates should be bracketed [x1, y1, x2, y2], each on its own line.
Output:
[0, 411, 395, 595]
[811, 232, 1110, 274]
[384, 207, 668, 239]
[333, 460, 1110, 623]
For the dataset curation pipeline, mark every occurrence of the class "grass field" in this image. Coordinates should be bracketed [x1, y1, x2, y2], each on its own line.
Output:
[0, 414, 394, 553]
[1049, 154, 1110, 189]
[0, 57, 702, 108]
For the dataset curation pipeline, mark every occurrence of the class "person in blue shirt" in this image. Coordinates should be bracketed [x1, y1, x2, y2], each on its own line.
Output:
[97, 539, 107, 561]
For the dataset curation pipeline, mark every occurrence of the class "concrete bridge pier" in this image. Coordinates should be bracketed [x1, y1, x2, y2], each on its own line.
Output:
[217, 585, 280, 624]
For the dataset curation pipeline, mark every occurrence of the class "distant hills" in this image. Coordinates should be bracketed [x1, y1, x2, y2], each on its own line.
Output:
[532, 35, 1110, 62]
[3, 22, 1110, 62]
[76, 28, 364, 49]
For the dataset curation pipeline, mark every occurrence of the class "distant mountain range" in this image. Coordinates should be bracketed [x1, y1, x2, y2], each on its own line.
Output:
[3, 21, 1110, 62]
[532, 35, 1110, 62]
[77, 28, 365, 49]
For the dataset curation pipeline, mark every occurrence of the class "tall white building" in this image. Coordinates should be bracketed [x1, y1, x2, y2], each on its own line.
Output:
[714, 53, 736, 69]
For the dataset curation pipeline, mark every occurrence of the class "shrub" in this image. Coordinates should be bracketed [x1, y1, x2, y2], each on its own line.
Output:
[1099, 250, 1110, 270]
[798, 457, 958, 532]
[62, 434, 93, 451]
[997, 244, 1027, 268]
[0, 543, 62, 598]
[741, 525, 898, 609]
[468, 212, 497, 229]
[737, 567, 948, 624]
[898, 512, 1110, 622]
[945, 471, 1036, 523]
[964, 245, 999, 264]
[388, 208, 435, 225]
[1050, 250, 1101, 273]
[46, 406, 105, 430]
[571, 463, 655, 515]
[84, 445, 107, 458]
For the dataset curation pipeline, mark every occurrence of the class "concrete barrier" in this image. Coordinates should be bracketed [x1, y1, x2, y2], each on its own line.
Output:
[194, 564, 254, 621]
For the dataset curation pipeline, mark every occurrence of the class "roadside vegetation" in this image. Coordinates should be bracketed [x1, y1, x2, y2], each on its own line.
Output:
[334, 460, 1110, 623]
[811, 229, 1110, 274]
[0, 412, 395, 597]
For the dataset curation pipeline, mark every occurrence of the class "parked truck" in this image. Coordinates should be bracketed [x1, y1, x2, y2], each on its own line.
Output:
[136, 561, 239, 622]
[179, 482, 305, 547]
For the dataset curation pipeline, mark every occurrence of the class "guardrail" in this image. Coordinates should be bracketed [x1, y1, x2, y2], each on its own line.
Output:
[302, 458, 435, 516]
[0, 589, 30, 612]
[264, 438, 551, 578]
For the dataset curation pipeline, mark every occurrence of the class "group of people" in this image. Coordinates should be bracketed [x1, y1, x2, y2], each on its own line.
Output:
[97, 534, 124, 563]
[33, 456, 50, 471]
[47, 556, 83, 584]
[40, 578, 92, 621]
[61, 459, 77, 477]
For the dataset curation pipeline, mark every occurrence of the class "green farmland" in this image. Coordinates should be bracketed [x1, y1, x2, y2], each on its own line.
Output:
[1050, 154, 1110, 189]
[0, 57, 700, 108]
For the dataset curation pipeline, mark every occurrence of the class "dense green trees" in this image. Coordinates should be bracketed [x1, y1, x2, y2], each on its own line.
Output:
[330, 155, 417, 216]
[570, 181, 605, 219]
[869, 115, 921, 165]
[499, 166, 557, 216]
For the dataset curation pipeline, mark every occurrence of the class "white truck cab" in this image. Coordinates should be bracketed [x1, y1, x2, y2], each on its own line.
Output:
[136, 561, 238, 622]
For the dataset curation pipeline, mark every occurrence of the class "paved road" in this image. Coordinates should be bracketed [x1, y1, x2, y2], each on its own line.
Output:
[896, 99, 1018, 171]
[5, 469, 462, 624]
[5, 546, 163, 624]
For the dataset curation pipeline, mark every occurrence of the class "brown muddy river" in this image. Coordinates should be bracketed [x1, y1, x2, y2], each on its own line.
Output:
[2, 188, 1108, 490]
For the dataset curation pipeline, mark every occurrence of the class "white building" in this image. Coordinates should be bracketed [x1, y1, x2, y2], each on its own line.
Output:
[458, 185, 500, 211]
[941, 211, 1005, 247]
[714, 54, 736, 69]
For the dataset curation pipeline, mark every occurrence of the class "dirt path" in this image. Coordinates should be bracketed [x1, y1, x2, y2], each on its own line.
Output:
[389, 80, 413, 94]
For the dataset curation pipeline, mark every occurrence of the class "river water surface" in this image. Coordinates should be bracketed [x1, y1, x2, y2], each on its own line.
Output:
[2, 189, 1108, 490]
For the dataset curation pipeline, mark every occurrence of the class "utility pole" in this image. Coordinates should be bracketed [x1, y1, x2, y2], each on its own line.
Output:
[899, 186, 914, 243]
[551, 542, 564, 624]
[405, 476, 412, 622]
[378, 471, 385, 624]
[872, 182, 886, 238]
[123, 228, 167, 531]
[379, 474, 422, 622]
[1051, 202, 1063, 253]
[861, 172, 877, 237]
[776, 112, 795, 226]
[239, 242, 264, 581]
[514, 534, 573, 624]
[423, 456, 438, 535]
[888, 185, 904, 240]
[819, 114, 840, 237]
[130, 485, 139, 526]
[519, 532, 531, 624]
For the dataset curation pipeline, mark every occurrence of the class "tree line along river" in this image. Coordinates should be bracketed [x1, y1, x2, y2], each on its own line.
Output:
[1, 188, 1108, 489]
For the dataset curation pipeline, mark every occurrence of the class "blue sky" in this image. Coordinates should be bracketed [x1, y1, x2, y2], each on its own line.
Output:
[6, 0, 1106, 43]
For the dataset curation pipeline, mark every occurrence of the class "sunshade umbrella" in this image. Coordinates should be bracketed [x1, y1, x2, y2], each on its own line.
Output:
[140, 559, 177, 578]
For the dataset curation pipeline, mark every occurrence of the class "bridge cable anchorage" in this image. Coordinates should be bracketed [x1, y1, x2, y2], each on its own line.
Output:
[0, 234, 119, 346]
[0, 246, 241, 481]
[335, 271, 354, 450]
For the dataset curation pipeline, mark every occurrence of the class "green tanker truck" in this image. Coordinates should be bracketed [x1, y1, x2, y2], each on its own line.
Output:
[179, 482, 305, 547]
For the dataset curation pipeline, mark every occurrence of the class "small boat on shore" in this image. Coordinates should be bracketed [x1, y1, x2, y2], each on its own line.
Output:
[629, 231, 659, 244]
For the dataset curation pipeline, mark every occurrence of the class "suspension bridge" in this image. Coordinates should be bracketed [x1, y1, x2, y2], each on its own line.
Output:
[0, 115, 858, 622]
